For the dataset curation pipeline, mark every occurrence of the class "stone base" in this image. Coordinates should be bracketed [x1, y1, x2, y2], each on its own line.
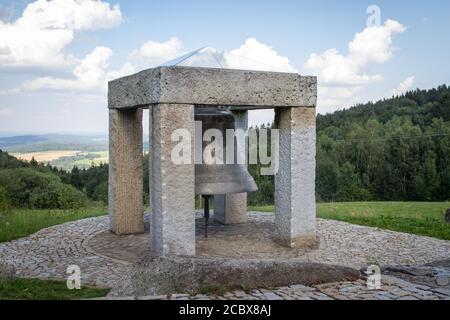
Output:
[88, 213, 321, 263]
[129, 255, 360, 296]
[273, 234, 319, 250]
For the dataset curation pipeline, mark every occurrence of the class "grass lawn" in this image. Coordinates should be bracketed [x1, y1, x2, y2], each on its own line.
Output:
[249, 201, 450, 240]
[0, 207, 107, 243]
[0, 278, 109, 300]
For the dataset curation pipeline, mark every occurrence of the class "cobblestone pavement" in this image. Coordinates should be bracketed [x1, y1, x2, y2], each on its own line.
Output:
[0, 216, 132, 287]
[1, 212, 450, 300]
[98, 276, 450, 300]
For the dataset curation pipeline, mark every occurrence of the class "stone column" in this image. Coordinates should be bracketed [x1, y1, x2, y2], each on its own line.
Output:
[108, 108, 144, 235]
[214, 110, 248, 224]
[148, 108, 153, 222]
[274, 106, 316, 248]
[151, 104, 196, 256]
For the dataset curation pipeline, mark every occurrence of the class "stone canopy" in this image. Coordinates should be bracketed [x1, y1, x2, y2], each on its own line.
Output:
[108, 66, 317, 109]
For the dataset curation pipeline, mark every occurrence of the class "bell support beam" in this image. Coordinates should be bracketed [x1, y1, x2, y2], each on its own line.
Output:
[108, 108, 144, 235]
[150, 103, 196, 256]
[274, 106, 317, 248]
[214, 110, 249, 224]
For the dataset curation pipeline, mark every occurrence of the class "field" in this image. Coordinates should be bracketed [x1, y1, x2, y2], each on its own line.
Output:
[11, 150, 80, 162]
[249, 201, 450, 240]
[11, 150, 109, 170]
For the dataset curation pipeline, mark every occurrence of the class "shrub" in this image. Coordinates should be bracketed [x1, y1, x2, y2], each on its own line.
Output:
[0, 168, 89, 209]
[0, 186, 11, 214]
[92, 180, 108, 204]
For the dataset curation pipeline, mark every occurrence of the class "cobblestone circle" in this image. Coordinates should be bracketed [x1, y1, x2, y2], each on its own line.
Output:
[1, 212, 449, 300]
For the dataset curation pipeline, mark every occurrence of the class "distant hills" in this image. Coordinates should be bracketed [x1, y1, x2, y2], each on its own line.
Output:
[0, 135, 48, 147]
[0, 133, 149, 153]
[0, 134, 108, 152]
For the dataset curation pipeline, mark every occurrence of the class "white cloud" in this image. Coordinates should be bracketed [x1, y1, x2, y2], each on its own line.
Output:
[130, 37, 184, 66]
[130, 37, 296, 72]
[224, 38, 296, 73]
[390, 76, 415, 97]
[0, 87, 20, 96]
[304, 19, 405, 86]
[23, 37, 297, 96]
[302, 19, 406, 113]
[318, 86, 362, 113]
[24, 46, 134, 92]
[0, 0, 122, 69]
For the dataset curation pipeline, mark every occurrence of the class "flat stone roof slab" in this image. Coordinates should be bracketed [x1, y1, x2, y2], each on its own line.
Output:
[108, 66, 317, 109]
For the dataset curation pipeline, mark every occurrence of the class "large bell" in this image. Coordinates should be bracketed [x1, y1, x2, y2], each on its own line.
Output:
[194, 108, 258, 196]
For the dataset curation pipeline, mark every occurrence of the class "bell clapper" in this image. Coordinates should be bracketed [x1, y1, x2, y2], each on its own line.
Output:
[202, 195, 210, 238]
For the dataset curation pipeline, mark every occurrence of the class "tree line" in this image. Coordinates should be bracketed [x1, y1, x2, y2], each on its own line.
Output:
[0, 84, 449, 210]
[315, 85, 450, 202]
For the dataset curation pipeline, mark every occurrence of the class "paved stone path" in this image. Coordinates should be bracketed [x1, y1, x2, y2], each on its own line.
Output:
[1, 212, 450, 300]
[99, 276, 450, 300]
[0, 217, 131, 287]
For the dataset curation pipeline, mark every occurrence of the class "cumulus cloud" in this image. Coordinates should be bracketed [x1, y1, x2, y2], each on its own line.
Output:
[303, 19, 406, 113]
[224, 38, 296, 73]
[130, 37, 296, 73]
[390, 76, 415, 97]
[304, 19, 405, 85]
[23, 36, 297, 98]
[130, 37, 184, 66]
[24, 46, 134, 92]
[0, 0, 122, 69]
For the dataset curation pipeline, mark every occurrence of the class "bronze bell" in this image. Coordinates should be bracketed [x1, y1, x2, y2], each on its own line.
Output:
[195, 108, 257, 195]
[195, 108, 257, 237]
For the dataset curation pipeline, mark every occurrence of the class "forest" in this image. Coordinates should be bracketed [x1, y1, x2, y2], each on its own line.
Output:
[0, 85, 449, 209]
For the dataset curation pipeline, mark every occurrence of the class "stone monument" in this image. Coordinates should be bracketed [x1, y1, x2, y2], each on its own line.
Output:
[108, 65, 317, 256]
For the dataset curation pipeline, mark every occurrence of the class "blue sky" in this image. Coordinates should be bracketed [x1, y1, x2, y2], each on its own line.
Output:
[0, 0, 449, 134]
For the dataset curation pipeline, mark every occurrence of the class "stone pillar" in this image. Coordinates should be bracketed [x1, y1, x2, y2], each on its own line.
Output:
[148, 108, 153, 221]
[150, 104, 196, 256]
[108, 108, 144, 235]
[214, 110, 248, 224]
[274, 106, 316, 248]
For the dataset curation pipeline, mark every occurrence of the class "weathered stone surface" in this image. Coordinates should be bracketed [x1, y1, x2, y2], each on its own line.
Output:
[108, 66, 317, 109]
[382, 260, 450, 291]
[151, 104, 196, 256]
[274, 107, 316, 247]
[108, 108, 144, 235]
[127, 255, 360, 296]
